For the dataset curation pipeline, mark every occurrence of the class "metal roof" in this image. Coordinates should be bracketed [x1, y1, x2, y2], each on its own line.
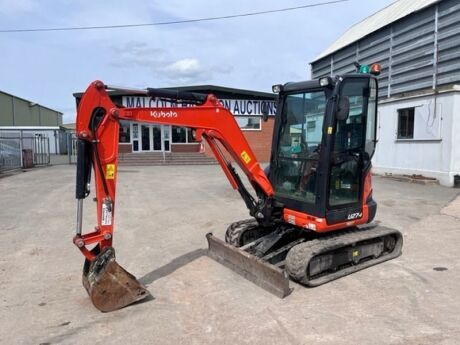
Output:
[60, 123, 76, 130]
[311, 0, 441, 63]
[311, 0, 460, 97]
[0, 89, 63, 115]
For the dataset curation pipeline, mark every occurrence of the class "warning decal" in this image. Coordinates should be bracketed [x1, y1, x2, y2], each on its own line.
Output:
[106, 164, 116, 179]
[240, 151, 251, 164]
[101, 203, 112, 226]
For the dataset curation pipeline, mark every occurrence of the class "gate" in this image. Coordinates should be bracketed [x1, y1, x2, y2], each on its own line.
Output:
[29, 135, 50, 165]
[0, 132, 50, 172]
[67, 133, 78, 164]
[0, 136, 21, 172]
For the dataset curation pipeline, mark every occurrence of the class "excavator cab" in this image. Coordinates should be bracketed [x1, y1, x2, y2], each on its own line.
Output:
[211, 71, 401, 297]
[270, 74, 378, 226]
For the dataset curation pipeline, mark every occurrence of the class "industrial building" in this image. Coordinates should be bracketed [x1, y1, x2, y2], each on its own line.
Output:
[310, 0, 460, 186]
[74, 85, 276, 163]
[0, 90, 64, 154]
[0, 90, 64, 172]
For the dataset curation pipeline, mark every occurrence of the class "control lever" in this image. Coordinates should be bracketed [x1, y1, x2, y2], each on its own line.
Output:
[349, 150, 361, 162]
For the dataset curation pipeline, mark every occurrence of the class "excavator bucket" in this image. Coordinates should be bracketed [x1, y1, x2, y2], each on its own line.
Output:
[206, 233, 292, 298]
[82, 247, 150, 312]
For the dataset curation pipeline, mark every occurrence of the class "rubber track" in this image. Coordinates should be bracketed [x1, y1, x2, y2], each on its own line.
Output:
[285, 226, 403, 287]
[225, 218, 262, 247]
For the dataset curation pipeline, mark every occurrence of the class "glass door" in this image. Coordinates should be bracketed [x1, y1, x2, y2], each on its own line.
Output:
[328, 78, 370, 208]
[152, 125, 162, 151]
[132, 123, 140, 152]
[163, 125, 171, 152]
[272, 90, 326, 204]
[141, 125, 151, 151]
[131, 124, 171, 152]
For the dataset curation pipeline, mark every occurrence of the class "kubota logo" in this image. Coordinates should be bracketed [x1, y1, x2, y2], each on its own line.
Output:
[150, 110, 178, 118]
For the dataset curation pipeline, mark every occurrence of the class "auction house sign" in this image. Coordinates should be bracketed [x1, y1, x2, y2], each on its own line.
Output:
[122, 96, 277, 116]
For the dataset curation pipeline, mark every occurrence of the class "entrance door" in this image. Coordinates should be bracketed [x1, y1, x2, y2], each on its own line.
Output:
[163, 125, 171, 152]
[131, 124, 171, 152]
[132, 123, 140, 152]
[141, 125, 151, 151]
[152, 125, 162, 151]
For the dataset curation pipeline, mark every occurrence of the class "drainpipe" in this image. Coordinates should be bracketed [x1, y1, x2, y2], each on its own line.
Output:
[433, 4, 439, 91]
[330, 55, 334, 77]
[19, 130, 23, 168]
[433, 4, 440, 139]
[12, 96, 15, 126]
[388, 26, 393, 98]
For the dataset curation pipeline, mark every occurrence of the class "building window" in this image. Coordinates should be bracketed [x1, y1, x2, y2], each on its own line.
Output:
[119, 120, 131, 143]
[397, 108, 414, 139]
[235, 116, 261, 130]
[172, 126, 186, 143]
[186, 128, 197, 142]
[172, 126, 198, 143]
[307, 120, 316, 132]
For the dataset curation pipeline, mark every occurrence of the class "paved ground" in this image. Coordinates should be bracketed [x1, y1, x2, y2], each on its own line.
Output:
[1, 165, 459, 345]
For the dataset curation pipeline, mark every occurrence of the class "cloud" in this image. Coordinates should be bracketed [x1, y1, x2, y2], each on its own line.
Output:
[110, 41, 167, 68]
[162, 57, 233, 84]
[108, 40, 232, 85]
[165, 58, 206, 82]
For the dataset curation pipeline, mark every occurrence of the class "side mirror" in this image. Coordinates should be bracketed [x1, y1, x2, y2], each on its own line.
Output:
[336, 96, 350, 121]
[261, 102, 269, 122]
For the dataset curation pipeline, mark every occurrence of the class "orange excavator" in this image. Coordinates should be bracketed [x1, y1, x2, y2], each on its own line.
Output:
[74, 64, 402, 312]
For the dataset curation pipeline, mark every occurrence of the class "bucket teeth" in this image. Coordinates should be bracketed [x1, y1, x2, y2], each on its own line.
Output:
[82, 247, 150, 312]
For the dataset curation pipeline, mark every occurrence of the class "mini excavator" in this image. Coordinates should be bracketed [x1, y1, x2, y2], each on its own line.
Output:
[73, 63, 402, 312]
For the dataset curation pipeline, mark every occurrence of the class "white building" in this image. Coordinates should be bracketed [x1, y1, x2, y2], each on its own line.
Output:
[310, 0, 460, 186]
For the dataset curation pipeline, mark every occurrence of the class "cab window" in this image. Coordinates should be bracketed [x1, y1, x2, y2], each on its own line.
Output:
[273, 90, 326, 204]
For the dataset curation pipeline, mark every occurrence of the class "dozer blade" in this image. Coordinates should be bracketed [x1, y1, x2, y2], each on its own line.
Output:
[206, 233, 292, 298]
[82, 247, 150, 312]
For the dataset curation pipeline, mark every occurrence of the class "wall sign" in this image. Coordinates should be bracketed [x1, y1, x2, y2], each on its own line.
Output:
[122, 96, 277, 116]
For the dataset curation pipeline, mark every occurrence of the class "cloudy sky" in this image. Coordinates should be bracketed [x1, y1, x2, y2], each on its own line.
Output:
[0, 0, 394, 123]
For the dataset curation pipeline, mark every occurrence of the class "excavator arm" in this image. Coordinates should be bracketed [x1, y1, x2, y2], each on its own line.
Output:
[74, 81, 276, 259]
[73, 80, 281, 311]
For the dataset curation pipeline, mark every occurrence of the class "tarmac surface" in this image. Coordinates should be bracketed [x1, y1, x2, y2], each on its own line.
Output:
[1, 164, 459, 345]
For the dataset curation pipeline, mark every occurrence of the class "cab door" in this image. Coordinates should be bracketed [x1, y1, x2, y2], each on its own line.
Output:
[326, 77, 378, 224]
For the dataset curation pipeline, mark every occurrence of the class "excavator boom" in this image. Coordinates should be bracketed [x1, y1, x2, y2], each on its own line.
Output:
[74, 81, 283, 311]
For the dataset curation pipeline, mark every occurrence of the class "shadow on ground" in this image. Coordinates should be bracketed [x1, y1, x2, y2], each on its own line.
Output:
[139, 248, 207, 286]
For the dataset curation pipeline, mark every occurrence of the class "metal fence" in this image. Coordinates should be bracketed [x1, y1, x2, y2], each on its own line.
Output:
[67, 133, 78, 164]
[0, 136, 21, 172]
[0, 133, 50, 172]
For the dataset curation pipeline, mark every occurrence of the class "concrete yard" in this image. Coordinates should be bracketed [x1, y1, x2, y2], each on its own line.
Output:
[1, 164, 459, 345]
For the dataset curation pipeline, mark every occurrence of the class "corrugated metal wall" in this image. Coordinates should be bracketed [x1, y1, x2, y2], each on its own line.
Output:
[437, 0, 460, 85]
[0, 91, 63, 126]
[311, 0, 460, 97]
